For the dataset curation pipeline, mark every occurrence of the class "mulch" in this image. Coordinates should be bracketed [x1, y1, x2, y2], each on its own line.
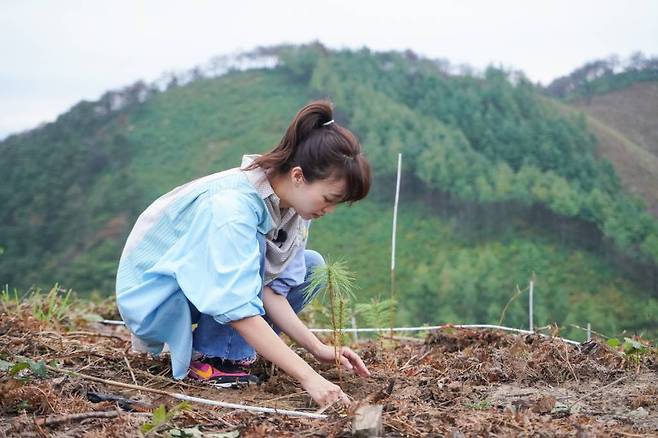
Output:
[1, 303, 657, 437]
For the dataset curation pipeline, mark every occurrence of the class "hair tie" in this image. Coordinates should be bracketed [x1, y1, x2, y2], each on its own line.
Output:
[322, 119, 335, 126]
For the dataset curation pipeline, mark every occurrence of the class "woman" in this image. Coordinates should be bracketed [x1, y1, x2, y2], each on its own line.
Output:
[116, 100, 372, 408]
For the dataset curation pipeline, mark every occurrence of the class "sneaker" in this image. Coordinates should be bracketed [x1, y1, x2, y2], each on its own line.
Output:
[188, 357, 260, 388]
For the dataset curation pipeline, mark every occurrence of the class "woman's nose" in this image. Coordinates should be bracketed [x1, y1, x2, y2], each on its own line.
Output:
[323, 204, 337, 214]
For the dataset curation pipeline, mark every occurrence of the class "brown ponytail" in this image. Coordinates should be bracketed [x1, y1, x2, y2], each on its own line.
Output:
[244, 100, 371, 203]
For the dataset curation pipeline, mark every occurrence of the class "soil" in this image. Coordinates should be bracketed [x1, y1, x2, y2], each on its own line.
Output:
[1, 307, 657, 437]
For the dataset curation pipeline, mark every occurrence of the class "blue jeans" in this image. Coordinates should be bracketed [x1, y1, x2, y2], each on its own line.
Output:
[190, 236, 324, 362]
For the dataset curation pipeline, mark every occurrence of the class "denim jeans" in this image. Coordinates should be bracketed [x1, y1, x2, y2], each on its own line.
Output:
[190, 235, 324, 362]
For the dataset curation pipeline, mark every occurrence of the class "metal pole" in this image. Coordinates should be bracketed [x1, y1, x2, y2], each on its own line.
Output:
[587, 323, 591, 342]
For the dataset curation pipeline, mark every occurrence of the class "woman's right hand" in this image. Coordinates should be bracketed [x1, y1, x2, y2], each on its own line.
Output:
[300, 372, 350, 409]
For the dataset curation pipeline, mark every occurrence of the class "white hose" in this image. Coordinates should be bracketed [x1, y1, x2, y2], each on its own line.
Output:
[100, 320, 582, 345]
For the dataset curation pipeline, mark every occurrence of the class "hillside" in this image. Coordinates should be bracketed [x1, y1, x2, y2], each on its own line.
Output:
[1, 45, 657, 339]
[566, 82, 658, 216]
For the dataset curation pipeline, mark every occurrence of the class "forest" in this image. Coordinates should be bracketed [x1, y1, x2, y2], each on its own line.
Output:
[1, 44, 657, 339]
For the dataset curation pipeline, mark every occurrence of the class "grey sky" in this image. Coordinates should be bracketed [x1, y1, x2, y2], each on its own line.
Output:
[1, 0, 657, 139]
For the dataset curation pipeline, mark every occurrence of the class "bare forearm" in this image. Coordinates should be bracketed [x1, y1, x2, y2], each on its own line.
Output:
[229, 315, 315, 382]
[263, 286, 324, 355]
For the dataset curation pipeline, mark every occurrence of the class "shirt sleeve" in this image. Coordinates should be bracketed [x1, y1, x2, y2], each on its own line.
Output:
[266, 244, 307, 297]
[173, 191, 266, 324]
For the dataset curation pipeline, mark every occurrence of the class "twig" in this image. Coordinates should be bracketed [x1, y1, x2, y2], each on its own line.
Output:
[123, 353, 138, 387]
[37, 331, 125, 342]
[64, 331, 127, 342]
[569, 323, 610, 340]
[315, 399, 338, 415]
[34, 410, 122, 426]
[615, 432, 651, 437]
[561, 342, 579, 384]
[399, 354, 418, 372]
[498, 284, 527, 326]
[77, 357, 104, 373]
[388, 335, 424, 343]
[263, 390, 307, 405]
[569, 374, 632, 409]
[416, 348, 432, 364]
[34, 387, 56, 414]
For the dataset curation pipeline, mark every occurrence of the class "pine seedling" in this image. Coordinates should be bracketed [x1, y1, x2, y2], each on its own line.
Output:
[355, 297, 397, 348]
[355, 297, 397, 330]
[306, 259, 356, 386]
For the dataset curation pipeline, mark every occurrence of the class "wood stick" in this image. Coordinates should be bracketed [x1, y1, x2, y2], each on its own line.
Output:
[123, 353, 138, 387]
[35, 410, 122, 426]
[569, 374, 632, 409]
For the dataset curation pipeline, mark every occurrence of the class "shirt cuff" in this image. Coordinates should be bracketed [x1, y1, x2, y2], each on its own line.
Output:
[212, 298, 265, 325]
[267, 278, 292, 297]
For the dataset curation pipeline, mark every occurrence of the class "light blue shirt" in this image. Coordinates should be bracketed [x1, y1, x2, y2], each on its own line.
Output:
[116, 164, 307, 379]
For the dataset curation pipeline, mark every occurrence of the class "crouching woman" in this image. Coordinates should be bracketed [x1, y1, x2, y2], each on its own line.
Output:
[115, 100, 371, 408]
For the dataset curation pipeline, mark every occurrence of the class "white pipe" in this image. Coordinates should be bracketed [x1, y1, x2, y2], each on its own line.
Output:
[351, 315, 359, 344]
[100, 321, 581, 346]
[171, 393, 327, 419]
[48, 364, 328, 420]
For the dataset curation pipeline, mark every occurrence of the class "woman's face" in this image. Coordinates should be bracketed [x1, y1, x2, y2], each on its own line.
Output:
[286, 167, 346, 220]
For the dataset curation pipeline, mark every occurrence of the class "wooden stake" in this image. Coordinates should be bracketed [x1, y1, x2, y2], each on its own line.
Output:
[352, 404, 383, 437]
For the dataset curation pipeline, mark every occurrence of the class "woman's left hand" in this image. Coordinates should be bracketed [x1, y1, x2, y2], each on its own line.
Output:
[313, 344, 371, 378]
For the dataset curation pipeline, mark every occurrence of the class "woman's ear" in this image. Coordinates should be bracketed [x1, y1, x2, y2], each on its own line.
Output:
[290, 166, 305, 186]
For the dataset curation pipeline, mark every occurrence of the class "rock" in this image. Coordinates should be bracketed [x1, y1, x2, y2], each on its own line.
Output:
[629, 406, 649, 418]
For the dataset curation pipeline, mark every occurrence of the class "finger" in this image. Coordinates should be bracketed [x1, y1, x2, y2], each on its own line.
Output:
[339, 391, 351, 407]
[339, 355, 354, 371]
[342, 348, 371, 377]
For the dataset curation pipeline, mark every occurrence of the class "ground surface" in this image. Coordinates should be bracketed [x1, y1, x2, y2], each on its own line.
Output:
[1, 304, 657, 437]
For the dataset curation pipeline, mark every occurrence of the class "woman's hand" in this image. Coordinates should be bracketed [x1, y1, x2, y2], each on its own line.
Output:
[300, 372, 350, 408]
[313, 344, 371, 378]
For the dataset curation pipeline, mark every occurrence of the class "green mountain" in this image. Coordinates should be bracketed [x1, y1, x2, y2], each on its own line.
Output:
[1, 44, 656, 339]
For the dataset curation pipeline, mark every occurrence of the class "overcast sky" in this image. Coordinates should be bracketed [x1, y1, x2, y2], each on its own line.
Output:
[1, 0, 657, 140]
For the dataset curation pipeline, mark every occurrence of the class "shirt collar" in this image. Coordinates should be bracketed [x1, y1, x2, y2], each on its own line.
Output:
[241, 154, 282, 207]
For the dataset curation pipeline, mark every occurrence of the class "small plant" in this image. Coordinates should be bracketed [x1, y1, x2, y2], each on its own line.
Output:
[355, 297, 397, 344]
[306, 259, 356, 386]
[0, 357, 49, 381]
[466, 398, 492, 410]
[1, 284, 20, 309]
[607, 337, 656, 367]
[28, 283, 74, 324]
[141, 401, 191, 434]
